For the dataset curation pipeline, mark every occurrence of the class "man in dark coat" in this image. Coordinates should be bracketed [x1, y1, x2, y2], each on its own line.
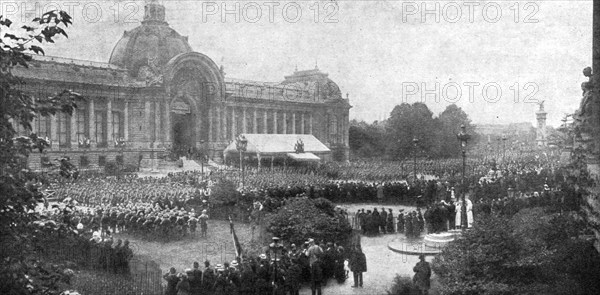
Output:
[349, 246, 366, 288]
[239, 262, 257, 295]
[286, 258, 302, 295]
[310, 260, 323, 295]
[163, 267, 180, 295]
[372, 208, 380, 235]
[405, 213, 413, 238]
[413, 255, 431, 295]
[189, 262, 202, 295]
[380, 207, 388, 234]
[447, 200, 457, 230]
[386, 209, 395, 233]
[398, 211, 405, 233]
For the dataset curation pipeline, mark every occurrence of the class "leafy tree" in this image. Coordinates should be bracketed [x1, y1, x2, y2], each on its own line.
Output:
[386, 102, 437, 159]
[1, 11, 82, 294]
[432, 209, 600, 295]
[265, 197, 352, 246]
[436, 104, 472, 157]
[348, 119, 386, 158]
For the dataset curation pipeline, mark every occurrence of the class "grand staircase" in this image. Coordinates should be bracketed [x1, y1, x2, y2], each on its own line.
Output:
[139, 157, 215, 173]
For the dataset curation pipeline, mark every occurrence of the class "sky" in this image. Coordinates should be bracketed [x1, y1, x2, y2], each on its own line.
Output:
[1, 0, 593, 127]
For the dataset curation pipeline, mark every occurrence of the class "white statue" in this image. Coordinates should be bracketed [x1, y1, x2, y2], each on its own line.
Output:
[465, 197, 473, 228]
[455, 200, 462, 228]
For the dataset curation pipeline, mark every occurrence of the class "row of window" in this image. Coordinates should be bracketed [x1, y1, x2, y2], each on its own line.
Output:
[26, 107, 124, 148]
[41, 155, 123, 167]
[221, 108, 313, 138]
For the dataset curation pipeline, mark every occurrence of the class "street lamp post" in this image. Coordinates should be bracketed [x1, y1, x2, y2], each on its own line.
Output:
[457, 124, 471, 230]
[269, 237, 283, 295]
[235, 135, 248, 188]
[413, 137, 419, 180]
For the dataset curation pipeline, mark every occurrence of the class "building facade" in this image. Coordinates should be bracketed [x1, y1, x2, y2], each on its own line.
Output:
[12, 1, 351, 170]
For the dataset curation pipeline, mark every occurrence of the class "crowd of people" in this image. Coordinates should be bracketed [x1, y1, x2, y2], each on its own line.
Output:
[162, 237, 367, 295]
[38, 204, 136, 274]
[37, 144, 575, 295]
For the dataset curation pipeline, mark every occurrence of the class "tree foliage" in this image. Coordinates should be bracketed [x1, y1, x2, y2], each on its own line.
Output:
[264, 197, 352, 246]
[1, 11, 83, 294]
[431, 210, 600, 295]
[349, 103, 478, 159]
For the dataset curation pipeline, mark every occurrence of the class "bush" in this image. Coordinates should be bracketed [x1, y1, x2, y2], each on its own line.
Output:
[264, 197, 352, 246]
[432, 211, 600, 295]
[387, 275, 420, 295]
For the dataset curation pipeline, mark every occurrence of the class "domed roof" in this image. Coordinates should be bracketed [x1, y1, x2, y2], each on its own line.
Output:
[282, 68, 343, 100]
[108, 1, 192, 76]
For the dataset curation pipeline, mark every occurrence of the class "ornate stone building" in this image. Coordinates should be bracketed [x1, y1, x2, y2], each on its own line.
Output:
[12, 0, 351, 170]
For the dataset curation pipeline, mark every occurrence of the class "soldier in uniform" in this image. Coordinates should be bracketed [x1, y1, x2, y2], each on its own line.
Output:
[188, 215, 198, 237]
[199, 210, 209, 238]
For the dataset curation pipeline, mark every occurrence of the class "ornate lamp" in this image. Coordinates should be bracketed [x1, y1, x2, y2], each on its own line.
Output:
[456, 124, 471, 229]
[235, 135, 248, 188]
[412, 137, 419, 180]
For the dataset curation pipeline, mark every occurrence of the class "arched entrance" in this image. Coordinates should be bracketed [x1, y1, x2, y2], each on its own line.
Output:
[171, 97, 195, 157]
[164, 52, 225, 160]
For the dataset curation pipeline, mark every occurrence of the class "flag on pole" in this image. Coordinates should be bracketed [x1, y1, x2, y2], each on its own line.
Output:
[229, 216, 243, 262]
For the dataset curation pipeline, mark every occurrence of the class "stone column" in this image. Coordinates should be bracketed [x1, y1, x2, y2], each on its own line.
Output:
[164, 101, 170, 144]
[50, 114, 58, 150]
[107, 99, 113, 145]
[70, 108, 78, 148]
[273, 110, 278, 134]
[231, 106, 236, 139]
[154, 101, 160, 144]
[144, 101, 151, 145]
[124, 101, 130, 141]
[242, 106, 247, 134]
[292, 113, 296, 134]
[282, 112, 287, 134]
[221, 106, 226, 140]
[263, 109, 268, 134]
[253, 108, 258, 133]
[31, 116, 37, 134]
[301, 113, 305, 134]
[89, 99, 95, 145]
[208, 107, 213, 142]
[309, 113, 313, 135]
[216, 106, 221, 140]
